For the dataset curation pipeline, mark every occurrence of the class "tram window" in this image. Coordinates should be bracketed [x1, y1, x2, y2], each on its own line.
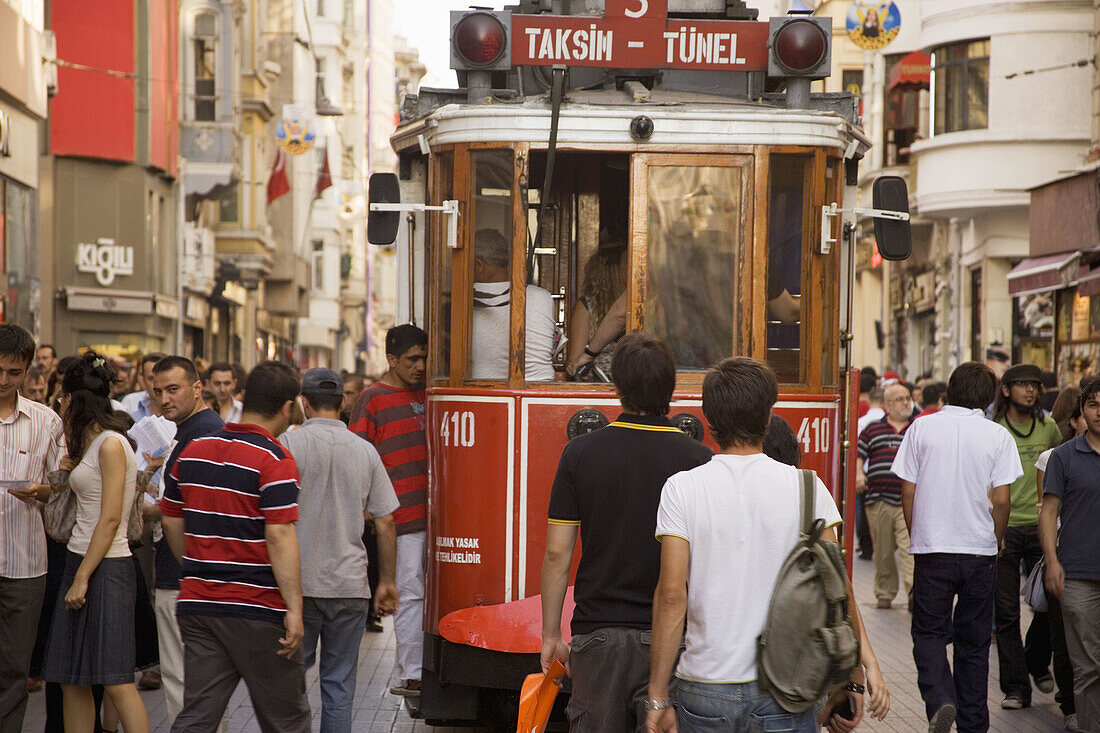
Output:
[646, 165, 741, 370]
[767, 155, 810, 382]
[468, 150, 557, 381]
[433, 152, 453, 378]
[821, 159, 840, 387]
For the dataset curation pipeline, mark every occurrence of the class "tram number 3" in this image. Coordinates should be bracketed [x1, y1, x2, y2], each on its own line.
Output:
[440, 411, 476, 447]
[796, 417, 830, 454]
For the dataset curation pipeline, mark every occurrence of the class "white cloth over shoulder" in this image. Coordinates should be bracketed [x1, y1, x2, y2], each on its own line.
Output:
[655, 453, 841, 684]
[891, 405, 1022, 556]
[470, 281, 557, 381]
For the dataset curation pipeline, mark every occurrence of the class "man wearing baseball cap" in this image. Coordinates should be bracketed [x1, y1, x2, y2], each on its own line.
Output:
[991, 363, 1063, 710]
[279, 368, 400, 733]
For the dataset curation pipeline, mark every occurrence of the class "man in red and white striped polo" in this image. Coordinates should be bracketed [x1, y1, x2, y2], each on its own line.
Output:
[161, 361, 310, 733]
[349, 324, 428, 697]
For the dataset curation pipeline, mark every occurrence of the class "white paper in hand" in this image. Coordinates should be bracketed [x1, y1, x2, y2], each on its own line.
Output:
[129, 416, 177, 470]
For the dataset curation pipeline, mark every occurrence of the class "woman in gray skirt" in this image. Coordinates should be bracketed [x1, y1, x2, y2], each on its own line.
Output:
[43, 352, 149, 733]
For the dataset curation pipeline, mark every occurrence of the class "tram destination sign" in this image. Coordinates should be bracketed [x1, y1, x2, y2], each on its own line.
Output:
[512, 0, 769, 71]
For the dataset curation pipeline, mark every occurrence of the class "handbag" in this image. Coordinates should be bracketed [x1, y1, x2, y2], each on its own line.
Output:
[43, 484, 145, 544]
[43, 487, 77, 543]
[1023, 557, 1048, 613]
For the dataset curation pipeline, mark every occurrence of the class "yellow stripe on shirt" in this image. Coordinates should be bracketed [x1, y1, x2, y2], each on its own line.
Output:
[607, 421, 685, 433]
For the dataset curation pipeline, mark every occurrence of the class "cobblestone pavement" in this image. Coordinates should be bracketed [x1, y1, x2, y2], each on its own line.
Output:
[22, 555, 1067, 731]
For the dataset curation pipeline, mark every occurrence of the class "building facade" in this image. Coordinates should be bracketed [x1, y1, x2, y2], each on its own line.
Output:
[42, 0, 181, 360]
[0, 0, 48, 337]
[837, 0, 1093, 380]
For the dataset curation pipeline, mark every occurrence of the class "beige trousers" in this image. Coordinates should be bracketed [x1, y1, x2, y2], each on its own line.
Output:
[864, 500, 914, 602]
[154, 589, 228, 732]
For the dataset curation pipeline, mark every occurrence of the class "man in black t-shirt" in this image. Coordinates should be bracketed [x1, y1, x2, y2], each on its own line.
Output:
[541, 333, 713, 733]
[149, 356, 225, 727]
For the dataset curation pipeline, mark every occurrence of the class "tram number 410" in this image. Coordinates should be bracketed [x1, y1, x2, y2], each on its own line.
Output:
[796, 417, 830, 454]
[440, 411, 476, 447]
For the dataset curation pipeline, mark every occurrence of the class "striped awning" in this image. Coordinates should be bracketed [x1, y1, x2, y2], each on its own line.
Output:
[1007, 252, 1080, 297]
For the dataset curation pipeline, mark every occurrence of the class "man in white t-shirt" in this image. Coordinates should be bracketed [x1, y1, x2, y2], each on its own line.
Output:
[892, 361, 1021, 733]
[647, 357, 890, 732]
[469, 228, 557, 381]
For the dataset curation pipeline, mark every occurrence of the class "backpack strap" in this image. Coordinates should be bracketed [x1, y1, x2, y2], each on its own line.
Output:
[798, 468, 815, 538]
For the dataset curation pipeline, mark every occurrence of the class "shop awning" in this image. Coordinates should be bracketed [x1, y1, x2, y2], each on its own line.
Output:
[183, 162, 238, 200]
[1007, 252, 1080, 297]
[63, 287, 154, 315]
[888, 51, 932, 92]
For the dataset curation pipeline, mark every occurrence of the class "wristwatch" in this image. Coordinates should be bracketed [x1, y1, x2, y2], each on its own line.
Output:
[843, 681, 865, 694]
[644, 698, 673, 710]
[584, 344, 599, 358]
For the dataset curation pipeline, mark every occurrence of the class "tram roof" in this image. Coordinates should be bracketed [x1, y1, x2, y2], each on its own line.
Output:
[391, 88, 871, 156]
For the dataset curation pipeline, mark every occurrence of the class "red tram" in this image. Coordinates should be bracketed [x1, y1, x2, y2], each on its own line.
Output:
[368, 0, 910, 724]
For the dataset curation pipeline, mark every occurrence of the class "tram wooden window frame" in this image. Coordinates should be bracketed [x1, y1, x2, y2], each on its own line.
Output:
[428, 142, 843, 396]
[429, 146, 457, 387]
[632, 152, 755, 387]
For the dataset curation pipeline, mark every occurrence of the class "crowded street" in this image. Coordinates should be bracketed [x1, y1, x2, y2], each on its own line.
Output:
[17, 559, 1069, 732]
[3, 0, 1100, 731]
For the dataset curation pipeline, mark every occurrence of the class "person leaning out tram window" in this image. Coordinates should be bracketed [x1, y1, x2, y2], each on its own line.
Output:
[470, 228, 557, 381]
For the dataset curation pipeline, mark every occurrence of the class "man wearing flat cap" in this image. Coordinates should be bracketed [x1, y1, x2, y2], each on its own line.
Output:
[279, 368, 400, 733]
[991, 363, 1063, 711]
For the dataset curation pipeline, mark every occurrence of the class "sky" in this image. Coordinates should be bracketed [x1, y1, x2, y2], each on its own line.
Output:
[393, 0, 510, 90]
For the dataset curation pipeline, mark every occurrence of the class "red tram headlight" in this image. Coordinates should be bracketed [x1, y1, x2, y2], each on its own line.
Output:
[768, 17, 831, 79]
[453, 12, 507, 68]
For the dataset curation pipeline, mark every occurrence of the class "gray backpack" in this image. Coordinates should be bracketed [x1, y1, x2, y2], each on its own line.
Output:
[756, 469, 860, 713]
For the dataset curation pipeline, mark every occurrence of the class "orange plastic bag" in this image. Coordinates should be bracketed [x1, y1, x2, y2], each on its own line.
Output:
[515, 659, 567, 733]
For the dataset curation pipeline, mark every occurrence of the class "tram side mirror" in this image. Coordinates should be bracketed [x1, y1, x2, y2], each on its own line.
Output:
[872, 175, 911, 261]
[368, 173, 401, 245]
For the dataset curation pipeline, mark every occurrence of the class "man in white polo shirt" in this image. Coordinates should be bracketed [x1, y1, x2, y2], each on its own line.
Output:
[893, 361, 1022, 733]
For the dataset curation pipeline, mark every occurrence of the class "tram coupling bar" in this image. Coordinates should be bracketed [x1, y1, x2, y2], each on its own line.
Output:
[819, 203, 910, 255]
[370, 200, 461, 248]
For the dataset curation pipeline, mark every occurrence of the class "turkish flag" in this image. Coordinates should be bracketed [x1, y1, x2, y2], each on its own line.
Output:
[267, 149, 290, 204]
[315, 148, 332, 199]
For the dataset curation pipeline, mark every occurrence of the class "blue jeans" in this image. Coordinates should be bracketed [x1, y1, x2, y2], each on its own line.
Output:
[302, 597, 369, 733]
[911, 553, 995, 733]
[675, 679, 817, 732]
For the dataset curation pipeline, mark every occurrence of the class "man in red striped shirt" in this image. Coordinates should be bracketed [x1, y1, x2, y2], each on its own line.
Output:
[161, 361, 310, 733]
[349, 324, 428, 697]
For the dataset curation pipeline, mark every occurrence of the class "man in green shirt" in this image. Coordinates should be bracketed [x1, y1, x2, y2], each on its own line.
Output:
[992, 363, 1062, 710]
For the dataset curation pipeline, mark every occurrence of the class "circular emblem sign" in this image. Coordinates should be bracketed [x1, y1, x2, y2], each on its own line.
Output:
[846, 1, 900, 51]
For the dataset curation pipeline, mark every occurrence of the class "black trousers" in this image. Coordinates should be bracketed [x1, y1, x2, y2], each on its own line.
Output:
[994, 525, 1051, 701]
[911, 553, 995, 733]
[0, 574, 46, 733]
[1047, 592, 1077, 715]
[363, 525, 380, 616]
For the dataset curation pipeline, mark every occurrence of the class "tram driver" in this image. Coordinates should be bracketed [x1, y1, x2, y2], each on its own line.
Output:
[470, 228, 558, 381]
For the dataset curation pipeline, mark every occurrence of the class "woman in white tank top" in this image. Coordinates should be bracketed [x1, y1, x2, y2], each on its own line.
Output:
[42, 352, 149, 733]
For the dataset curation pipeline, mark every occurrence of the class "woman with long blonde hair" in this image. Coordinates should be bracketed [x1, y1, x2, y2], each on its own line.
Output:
[567, 241, 628, 379]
